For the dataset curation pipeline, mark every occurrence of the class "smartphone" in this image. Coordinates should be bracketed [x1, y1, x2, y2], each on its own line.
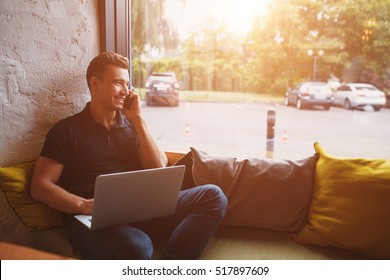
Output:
[124, 94, 132, 109]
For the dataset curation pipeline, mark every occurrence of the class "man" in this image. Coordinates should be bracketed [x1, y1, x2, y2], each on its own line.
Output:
[31, 52, 227, 259]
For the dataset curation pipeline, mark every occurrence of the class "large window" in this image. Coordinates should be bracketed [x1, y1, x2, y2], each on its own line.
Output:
[119, 0, 390, 159]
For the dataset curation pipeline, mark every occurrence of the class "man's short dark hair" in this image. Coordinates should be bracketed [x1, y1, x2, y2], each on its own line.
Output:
[86, 52, 129, 90]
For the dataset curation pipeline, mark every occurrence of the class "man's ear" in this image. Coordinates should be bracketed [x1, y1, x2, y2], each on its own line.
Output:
[89, 76, 99, 92]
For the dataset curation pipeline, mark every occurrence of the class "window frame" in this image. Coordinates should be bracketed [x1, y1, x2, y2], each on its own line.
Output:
[99, 0, 133, 83]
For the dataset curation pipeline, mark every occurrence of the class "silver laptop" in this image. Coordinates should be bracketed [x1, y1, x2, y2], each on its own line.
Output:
[75, 165, 185, 231]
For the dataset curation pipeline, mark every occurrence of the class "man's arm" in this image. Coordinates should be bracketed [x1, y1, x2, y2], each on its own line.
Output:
[30, 156, 93, 214]
[123, 91, 168, 169]
[132, 115, 168, 168]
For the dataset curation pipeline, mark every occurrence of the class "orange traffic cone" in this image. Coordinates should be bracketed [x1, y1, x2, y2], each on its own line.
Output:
[184, 123, 191, 136]
[282, 129, 288, 142]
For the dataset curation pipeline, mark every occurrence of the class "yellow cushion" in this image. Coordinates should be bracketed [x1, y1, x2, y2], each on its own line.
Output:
[294, 142, 390, 259]
[0, 161, 65, 228]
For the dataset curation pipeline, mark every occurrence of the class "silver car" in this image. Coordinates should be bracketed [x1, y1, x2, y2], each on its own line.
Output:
[333, 83, 386, 111]
[284, 82, 334, 110]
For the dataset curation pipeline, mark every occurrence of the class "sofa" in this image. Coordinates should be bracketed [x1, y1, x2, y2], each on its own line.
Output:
[1, 142, 389, 260]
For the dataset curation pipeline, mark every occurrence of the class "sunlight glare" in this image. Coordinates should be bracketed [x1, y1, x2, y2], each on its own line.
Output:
[221, 0, 270, 36]
[165, 0, 270, 38]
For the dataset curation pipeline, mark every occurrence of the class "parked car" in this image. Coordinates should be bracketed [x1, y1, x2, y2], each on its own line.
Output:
[145, 72, 180, 106]
[333, 83, 386, 111]
[384, 91, 390, 108]
[284, 82, 334, 110]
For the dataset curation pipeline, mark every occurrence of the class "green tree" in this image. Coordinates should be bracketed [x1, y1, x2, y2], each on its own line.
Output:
[133, 0, 390, 94]
[131, 0, 179, 53]
[244, 0, 390, 93]
[245, 1, 309, 93]
[131, 0, 179, 86]
[184, 16, 245, 91]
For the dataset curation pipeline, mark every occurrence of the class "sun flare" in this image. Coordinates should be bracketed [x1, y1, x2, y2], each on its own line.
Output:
[217, 0, 270, 36]
[165, 0, 270, 38]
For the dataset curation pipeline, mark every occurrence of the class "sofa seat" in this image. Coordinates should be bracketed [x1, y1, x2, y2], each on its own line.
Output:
[1, 186, 367, 260]
[200, 226, 367, 260]
[1, 146, 388, 260]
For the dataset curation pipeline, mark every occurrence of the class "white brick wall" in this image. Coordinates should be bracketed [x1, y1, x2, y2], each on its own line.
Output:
[0, 0, 100, 166]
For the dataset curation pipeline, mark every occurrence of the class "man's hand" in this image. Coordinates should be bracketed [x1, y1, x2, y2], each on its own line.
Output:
[79, 198, 94, 215]
[122, 89, 142, 123]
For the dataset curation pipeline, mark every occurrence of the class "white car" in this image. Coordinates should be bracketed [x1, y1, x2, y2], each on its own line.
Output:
[334, 83, 386, 111]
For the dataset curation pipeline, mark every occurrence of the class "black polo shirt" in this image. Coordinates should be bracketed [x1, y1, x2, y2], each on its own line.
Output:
[41, 102, 141, 198]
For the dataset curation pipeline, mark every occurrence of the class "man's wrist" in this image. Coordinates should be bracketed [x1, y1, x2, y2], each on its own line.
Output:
[127, 114, 145, 129]
[76, 197, 93, 214]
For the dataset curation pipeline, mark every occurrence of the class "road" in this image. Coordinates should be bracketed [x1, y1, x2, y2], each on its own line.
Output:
[142, 101, 390, 160]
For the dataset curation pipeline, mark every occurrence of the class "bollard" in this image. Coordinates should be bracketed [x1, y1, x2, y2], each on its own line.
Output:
[266, 108, 276, 159]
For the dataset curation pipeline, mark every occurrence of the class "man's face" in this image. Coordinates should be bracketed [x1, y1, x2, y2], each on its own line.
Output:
[93, 64, 130, 111]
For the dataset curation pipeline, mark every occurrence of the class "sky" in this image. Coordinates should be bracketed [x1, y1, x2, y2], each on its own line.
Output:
[165, 0, 270, 39]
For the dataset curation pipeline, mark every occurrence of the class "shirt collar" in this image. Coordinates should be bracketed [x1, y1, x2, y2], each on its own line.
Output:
[116, 111, 129, 128]
[80, 102, 128, 128]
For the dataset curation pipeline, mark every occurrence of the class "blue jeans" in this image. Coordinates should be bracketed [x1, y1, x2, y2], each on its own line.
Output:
[69, 184, 227, 259]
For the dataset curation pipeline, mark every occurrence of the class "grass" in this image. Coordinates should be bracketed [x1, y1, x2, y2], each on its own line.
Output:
[135, 88, 284, 103]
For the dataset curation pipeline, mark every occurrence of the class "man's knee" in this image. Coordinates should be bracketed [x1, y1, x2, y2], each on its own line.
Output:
[114, 229, 153, 260]
[112, 228, 153, 259]
[199, 184, 228, 219]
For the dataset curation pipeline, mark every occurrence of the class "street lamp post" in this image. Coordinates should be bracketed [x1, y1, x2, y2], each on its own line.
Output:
[307, 49, 324, 82]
